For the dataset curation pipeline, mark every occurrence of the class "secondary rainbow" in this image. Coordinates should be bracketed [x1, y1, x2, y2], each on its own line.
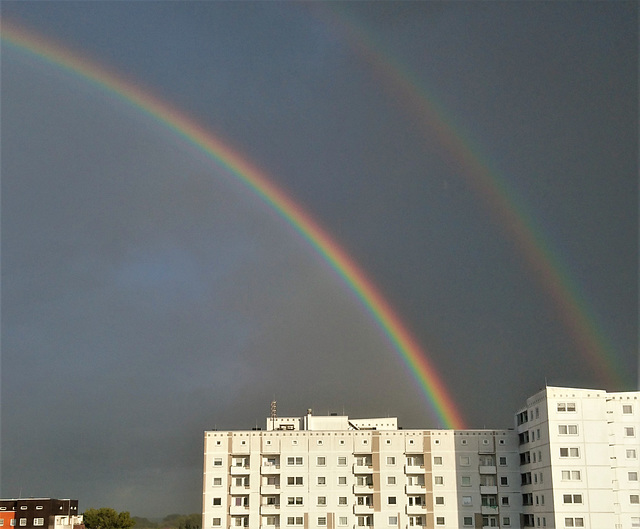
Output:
[319, 6, 628, 388]
[1, 21, 466, 429]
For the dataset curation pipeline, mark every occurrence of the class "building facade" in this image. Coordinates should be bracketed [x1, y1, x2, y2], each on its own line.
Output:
[203, 387, 639, 529]
[0, 499, 83, 529]
[515, 386, 639, 529]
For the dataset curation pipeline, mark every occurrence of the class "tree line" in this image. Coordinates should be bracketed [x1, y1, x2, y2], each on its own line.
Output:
[83, 509, 200, 529]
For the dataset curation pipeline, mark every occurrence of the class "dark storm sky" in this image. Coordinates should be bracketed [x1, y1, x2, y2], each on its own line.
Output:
[1, 1, 637, 518]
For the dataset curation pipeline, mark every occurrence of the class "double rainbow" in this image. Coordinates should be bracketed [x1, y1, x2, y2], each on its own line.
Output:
[1, 21, 466, 429]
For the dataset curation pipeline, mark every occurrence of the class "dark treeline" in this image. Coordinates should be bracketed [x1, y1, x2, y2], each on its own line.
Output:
[132, 514, 200, 529]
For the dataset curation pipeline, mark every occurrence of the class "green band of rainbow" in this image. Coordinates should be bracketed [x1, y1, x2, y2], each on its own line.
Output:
[1, 21, 466, 429]
[322, 7, 628, 388]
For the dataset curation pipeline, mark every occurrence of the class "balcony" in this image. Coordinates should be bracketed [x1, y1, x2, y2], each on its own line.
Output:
[405, 484, 426, 494]
[261, 465, 280, 474]
[406, 504, 426, 515]
[480, 486, 497, 494]
[353, 463, 373, 474]
[230, 465, 250, 475]
[260, 504, 280, 515]
[229, 505, 250, 516]
[229, 485, 251, 495]
[404, 464, 425, 474]
[479, 465, 497, 474]
[353, 484, 374, 494]
[481, 505, 499, 515]
[260, 484, 281, 494]
[353, 504, 374, 515]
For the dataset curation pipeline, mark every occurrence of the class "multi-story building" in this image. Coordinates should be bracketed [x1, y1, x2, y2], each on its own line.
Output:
[515, 386, 639, 529]
[203, 387, 639, 529]
[0, 499, 83, 529]
[203, 411, 520, 529]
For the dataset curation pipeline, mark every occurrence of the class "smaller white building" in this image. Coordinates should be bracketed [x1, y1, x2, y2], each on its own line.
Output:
[515, 386, 640, 529]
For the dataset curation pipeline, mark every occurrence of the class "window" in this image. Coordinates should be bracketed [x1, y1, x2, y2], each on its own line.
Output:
[563, 494, 582, 504]
[35, 507, 43, 511]
[629, 471, 638, 481]
[627, 449, 637, 459]
[337, 457, 347, 466]
[501, 496, 509, 506]
[317, 518, 326, 526]
[338, 497, 347, 506]
[500, 476, 508, 486]
[435, 476, 444, 485]
[435, 496, 444, 505]
[436, 518, 445, 526]
[317, 456, 326, 466]
[287, 497, 303, 505]
[338, 476, 347, 485]
[33, 520, 44, 527]
[387, 476, 396, 485]
[463, 518, 473, 527]
[630, 495, 639, 504]
[213, 477, 222, 486]
[213, 458, 223, 466]
[460, 456, 470, 466]
[0, 521, 4, 527]
[560, 447, 579, 457]
[317, 476, 326, 485]
[386, 456, 396, 465]
[338, 518, 348, 527]
[317, 497, 326, 506]
[19, 522, 26, 527]
[388, 517, 398, 525]
[213, 498, 222, 506]
[212, 519, 221, 527]
[558, 425, 578, 435]
[558, 402, 576, 412]
[625, 427, 636, 437]
[287, 477, 303, 486]
[632, 518, 640, 528]
[499, 456, 507, 466]
[287, 457, 303, 466]
[286, 517, 303, 526]
[434, 456, 443, 465]
[387, 496, 397, 505]
[561, 470, 581, 480]
[317, 440, 323, 446]
[623, 404, 633, 414]
[502, 518, 511, 527]
[462, 496, 472, 506]
[564, 518, 583, 527]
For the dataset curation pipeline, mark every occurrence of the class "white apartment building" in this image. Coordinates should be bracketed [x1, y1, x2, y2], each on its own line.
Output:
[515, 387, 640, 529]
[203, 411, 520, 529]
[203, 387, 639, 529]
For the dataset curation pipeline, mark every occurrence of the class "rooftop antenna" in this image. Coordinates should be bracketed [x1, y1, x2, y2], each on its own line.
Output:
[270, 400, 277, 430]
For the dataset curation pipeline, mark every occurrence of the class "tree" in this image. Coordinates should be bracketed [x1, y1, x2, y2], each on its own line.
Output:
[83, 508, 136, 529]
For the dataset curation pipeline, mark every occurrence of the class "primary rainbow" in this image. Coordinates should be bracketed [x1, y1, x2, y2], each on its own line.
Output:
[1, 21, 466, 429]
[320, 6, 628, 388]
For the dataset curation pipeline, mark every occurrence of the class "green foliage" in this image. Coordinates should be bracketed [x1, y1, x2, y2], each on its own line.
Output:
[83, 509, 135, 529]
[131, 518, 157, 529]
[157, 514, 200, 529]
